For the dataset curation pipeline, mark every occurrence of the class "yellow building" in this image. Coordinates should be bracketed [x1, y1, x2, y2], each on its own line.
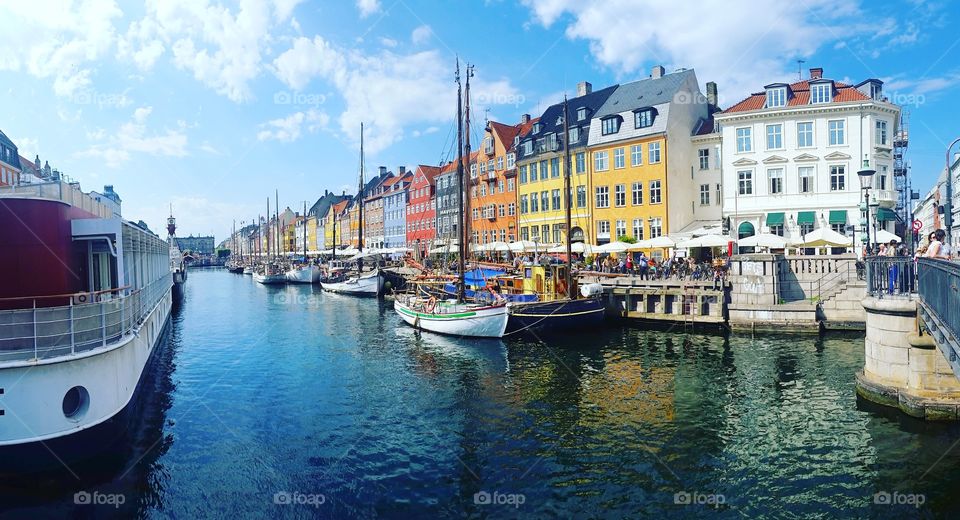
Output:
[325, 200, 349, 248]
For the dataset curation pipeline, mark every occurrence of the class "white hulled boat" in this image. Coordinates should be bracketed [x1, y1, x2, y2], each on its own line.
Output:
[286, 264, 321, 283]
[321, 267, 383, 296]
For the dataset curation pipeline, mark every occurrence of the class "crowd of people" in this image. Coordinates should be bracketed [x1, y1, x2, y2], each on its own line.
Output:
[585, 252, 729, 286]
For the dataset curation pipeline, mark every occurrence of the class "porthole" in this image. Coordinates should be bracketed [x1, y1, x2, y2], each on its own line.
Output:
[62, 386, 90, 419]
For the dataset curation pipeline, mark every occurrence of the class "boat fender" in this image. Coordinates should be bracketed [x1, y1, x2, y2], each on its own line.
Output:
[580, 283, 603, 298]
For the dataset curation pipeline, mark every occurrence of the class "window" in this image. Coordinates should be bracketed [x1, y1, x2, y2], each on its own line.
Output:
[552, 189, 561, 210]
[768, 168, 784, 194]
[520, 195, 528, 214]
[546, 133, 557, 151]
[541, 225, 550, 241]
[576, 152, 586, 173]
[766, 87, 786, 108]
[532, 122, 541, 134]
[602, 117, 620, 135]
[472, 208, 479, 220]
[522, 140, 533, 156]
[799, 166, 815, 193]
[595, 186, 610, 208]
[632, 182, 643, 205]
[766, 124, 783, 150]
[828, 119, 845, 145]
[519, 165, 527, 184]
[497, 180, 504, 193]
[507, 178, 515, 192]
[541, 191, 549, 212]
[553, 224, 563, 244]
[499, 204, 506, 217]
[530, 193, 539, 212]
[615, 184, 626, 207]
[879, 165, 888, 190]
[716, 183, 721, 205]
[484, 137, 494, 154]
[650, 217, 662, 238]
[594, 151, 609, 171]
[633, 219, 644, 240]
[521, 227, 529, 241]
[530, 225, 539, 240]
[615, 220, 627, 239]
[497, 156, 504, 170]
[648, 142, 661, 163]
[700, 184, 710, 205]
[797, 122, 814, 148]
[876, 120, 888, 146]
[831, 223, 845, 235]
[508, 203, 516, 216]
[631, 144, 643, 167]
[614, 148, 625, 169]
[698, 148, 709, 170]
[770, 224, 784, 236]
[529, 162, 538, 182]
[540, 160, 548, 180]
[488, 159, 495, 172]
[470, 164, 477, 178]
[738, 170, 753, 195]
[597, 220, 610, 238]
[577, 107, 587, 121]
[568, 127, 580, 144]
[480, 161, 486, 173]
[577, 185, 586, 208]
[649, 180, 662, 204]
[480, 184, 486, 197]
[830, 165, 846, 191]
[507, 153, 515, 169]
[634, 109, 654, 128]
[736, 127, 752, 152]
[811, 82, 832, 104]
[550, 157, 560, 177]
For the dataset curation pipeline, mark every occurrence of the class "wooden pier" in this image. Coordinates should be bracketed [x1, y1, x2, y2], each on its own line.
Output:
[592, 276, 727, 326]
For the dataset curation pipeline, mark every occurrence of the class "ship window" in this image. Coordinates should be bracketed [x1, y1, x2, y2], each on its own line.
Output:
[62, 386, 90, 419]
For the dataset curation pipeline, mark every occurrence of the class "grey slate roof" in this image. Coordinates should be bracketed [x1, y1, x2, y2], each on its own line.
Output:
[595, 69, 696, 118]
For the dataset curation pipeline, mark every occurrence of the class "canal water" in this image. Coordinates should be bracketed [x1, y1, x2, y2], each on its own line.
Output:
[2, 269, 959, 519]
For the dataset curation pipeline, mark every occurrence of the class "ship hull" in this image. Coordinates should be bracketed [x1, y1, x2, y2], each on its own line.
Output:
[321, 270, 383, 296]
[0, 289, 173, 474]
[253, 273, 287, 285]
[505, 297, 605, 335]
[394, 298, 508, 338]
[285, 266, 320, 284]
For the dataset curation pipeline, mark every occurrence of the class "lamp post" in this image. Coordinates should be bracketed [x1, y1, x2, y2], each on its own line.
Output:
[857, 166, 876, 255]
[946, 138, 959, 247]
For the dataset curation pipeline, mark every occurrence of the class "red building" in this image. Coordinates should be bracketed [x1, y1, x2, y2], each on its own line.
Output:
[405, 164, 441, 257]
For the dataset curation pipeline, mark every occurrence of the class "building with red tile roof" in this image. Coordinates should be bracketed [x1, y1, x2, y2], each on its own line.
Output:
[406, 164, 441, 256]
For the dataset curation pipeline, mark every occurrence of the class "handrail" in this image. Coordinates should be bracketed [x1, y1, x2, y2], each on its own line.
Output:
[916, 259, 959, 346]
[865, 256, 916, 298]
[0, 285, 133, 303]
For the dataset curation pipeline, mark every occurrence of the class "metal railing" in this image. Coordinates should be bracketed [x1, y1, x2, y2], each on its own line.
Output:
[865, 256, 916, 297]
[0, 181, 113, 218]
[917, 258, 960, 347]
[0, 274, 171, 363]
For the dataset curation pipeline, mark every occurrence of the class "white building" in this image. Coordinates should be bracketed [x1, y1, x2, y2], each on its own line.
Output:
[715, 67, 901, 249]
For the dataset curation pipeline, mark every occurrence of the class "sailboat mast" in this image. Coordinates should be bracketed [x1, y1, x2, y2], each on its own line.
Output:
[358, 122, 365, 253]
[463, 64, 473, 256]
[266, 198, 271, 258]
[275, 190, 280, 258]
[455, 60, 466, 301]
[562, 95, 574, 296]
[303, 201, 308, 258]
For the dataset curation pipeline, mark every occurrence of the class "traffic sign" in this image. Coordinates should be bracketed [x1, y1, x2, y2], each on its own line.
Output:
[912, 219, 923, 231]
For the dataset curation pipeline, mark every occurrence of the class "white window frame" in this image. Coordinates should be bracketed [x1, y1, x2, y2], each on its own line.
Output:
[648, 142, 661, 164]
[631, 144, 643, 167]
[768, 168, 784, 195]
[797, 121, 814, 148]
[738, 170, 753, 195]
[595, 186, 610, 208]
[828, 119, 845, 146]
[593, 151, 608, 172]
[766, 87, 786, 108]
[766, 124, 783, 150]
[614, 148, 625, 169]
[736, 127, 752, 153]
[811, 82, 832, 104]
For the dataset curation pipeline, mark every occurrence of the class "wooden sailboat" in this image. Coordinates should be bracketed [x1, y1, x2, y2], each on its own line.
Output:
[255, 195, 288, 284]
[394, 61, 509, 338]
[286, 201, 321, 283]
[322, 123, 384, 296]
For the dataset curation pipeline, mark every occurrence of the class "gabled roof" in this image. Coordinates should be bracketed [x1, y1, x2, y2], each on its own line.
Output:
[522, 85, 618, 153]
[595, 69, 696, 118]
[723, 78, 871, 114]
[412, 164, 442, 187]
[438, 151, 479, 177]
[331, 199, 350, 218]
[0, 129, 22, 169]
[309, 192, 349, 219]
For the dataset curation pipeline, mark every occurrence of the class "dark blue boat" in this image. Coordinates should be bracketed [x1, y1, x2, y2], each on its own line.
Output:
[504, 296, 605, 336]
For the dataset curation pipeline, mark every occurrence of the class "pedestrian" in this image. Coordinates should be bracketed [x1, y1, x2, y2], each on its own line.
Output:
[885, 239, 899, 294]
[926, 230, 950, 259]
[625, 255, 633, 274]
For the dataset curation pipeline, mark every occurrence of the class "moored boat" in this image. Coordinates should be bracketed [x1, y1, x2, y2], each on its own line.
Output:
[321, 267, 383, 295]
[286, 264, 321, 283]
[394, 294, 508, 338]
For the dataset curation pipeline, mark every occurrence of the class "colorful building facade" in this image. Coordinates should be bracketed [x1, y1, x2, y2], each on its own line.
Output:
[406, 164, 441, 256]
[469, 119, 529, 244]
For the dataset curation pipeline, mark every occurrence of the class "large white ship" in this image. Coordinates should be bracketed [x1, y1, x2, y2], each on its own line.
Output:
[0, 180, 173, 473]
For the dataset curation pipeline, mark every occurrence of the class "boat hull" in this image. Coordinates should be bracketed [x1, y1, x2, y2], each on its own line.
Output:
[285, 266, 320, 284]
[505, 297, 605, 335]
[0, 289, 172, 473]
[394, 298, 509, 338]
[321, 270, 382, 296]
[254, 273, 287, 285]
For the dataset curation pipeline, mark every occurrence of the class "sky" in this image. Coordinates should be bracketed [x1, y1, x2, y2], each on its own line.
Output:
[0, 0, 957, 241]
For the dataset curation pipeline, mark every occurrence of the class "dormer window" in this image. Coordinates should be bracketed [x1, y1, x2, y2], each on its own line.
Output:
[810, 81, 833, 104]
[601, 116, 621, 135]
[483, 137, 493, 154]
[532, 122, 541, 134]
[577, 107, 587, 121]
[633, 109, 655, 129]
[568, 126, 580, 144]
[546, 133, 557, 151]
[766, 86, 787, 108]
[556, 116, 563, 126]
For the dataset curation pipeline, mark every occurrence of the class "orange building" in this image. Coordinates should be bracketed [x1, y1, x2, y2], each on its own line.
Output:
[469, 118, 533, 244]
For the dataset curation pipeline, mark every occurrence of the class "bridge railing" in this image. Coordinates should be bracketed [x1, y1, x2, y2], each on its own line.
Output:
[917, 258, 960, 348]
[865, 256, 916, 298]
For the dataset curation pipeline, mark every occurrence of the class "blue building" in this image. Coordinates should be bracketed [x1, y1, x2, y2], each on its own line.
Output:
[383, 169, 413, 248]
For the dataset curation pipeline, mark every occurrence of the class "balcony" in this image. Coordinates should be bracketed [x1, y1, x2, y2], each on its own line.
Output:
[486, 171, 497, 181]
[874, 189, 897, 209]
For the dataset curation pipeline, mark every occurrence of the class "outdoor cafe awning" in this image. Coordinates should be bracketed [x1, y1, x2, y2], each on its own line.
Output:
[829, 210, 847, 225]
[876, 208, 898, 222]
[796, 211, 816, 225]
[766, 212, 784, 226]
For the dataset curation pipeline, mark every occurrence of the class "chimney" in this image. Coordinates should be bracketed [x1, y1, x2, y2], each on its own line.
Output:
[810, 67, 823, 79]
[706, 81, 718, 108]
[651, 65, 665, 79]
[520, 113, 530, 124]
[398, 166, 406, 175]
[378, 166, 387, 176]
[577, 81, 592, 96]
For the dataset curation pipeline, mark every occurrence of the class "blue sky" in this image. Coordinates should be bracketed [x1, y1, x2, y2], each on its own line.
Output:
[0, 0, 957, 240]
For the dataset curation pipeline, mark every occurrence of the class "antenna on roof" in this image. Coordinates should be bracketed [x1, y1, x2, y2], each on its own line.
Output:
[797, 59, 806, 81]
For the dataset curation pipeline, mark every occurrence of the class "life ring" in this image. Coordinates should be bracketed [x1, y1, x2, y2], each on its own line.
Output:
[487, 285, 505, 304]
[425, 296, 437, 314]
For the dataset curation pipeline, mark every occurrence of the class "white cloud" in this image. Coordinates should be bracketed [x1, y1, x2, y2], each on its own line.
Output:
[356, 0, 381, 17]
[411, 24, 432, 45]
[520, 0, 895, 104]
[79, 106, 189, 167]
[12, 137, 39, 158]
[272, 36, 345, 91]
[379, 37, 398, 48]
[256, 109, 329, 142]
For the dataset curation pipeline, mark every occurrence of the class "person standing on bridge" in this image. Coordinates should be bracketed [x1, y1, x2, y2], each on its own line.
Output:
[925, 230, 949, 260]
[885, 239, 899, 294]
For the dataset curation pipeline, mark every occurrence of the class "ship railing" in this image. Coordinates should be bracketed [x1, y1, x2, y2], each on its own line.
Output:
[0, 273, 172, 363]
[0, 181, 113, 218]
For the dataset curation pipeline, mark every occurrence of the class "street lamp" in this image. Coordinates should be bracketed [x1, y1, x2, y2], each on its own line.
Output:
[946, 138, 959, 247]
[858, 166, 876, 254]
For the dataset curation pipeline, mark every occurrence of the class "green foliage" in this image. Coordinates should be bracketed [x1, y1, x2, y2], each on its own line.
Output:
[617, 236, 637, 244]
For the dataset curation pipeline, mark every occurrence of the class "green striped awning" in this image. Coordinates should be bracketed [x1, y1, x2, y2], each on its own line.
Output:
[766, 212, 785, 226]
[876, 208, 897, 222]
[829, 210, 847, 225]
[796, 211, 816, 225]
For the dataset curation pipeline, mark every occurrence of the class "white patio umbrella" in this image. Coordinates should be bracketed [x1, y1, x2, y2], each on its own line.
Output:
[875, 229, 902, 243]
[737, 233, 787, 249]
[647, 236, 676, 248]
[800, 227, 852, 247]
[547, 242, 593, 254]
[509, 240, 539, 253]
[595, 241, 629, 254]
[677, 234, 729, 249]
[428, 244, 458, 254]
[485, 241, 511, 252]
